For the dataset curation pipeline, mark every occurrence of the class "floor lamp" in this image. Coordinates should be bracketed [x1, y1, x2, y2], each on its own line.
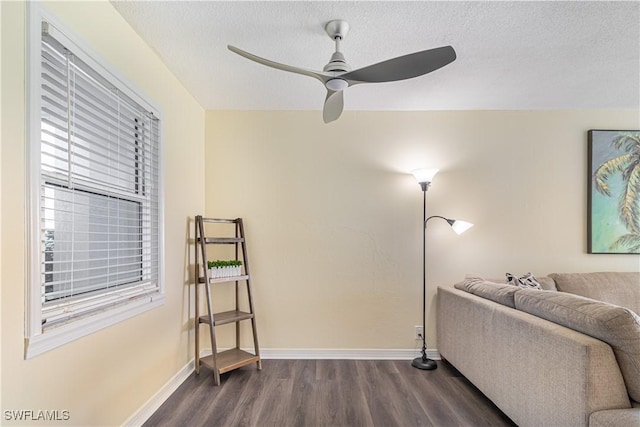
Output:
[411, 168, 473, 370]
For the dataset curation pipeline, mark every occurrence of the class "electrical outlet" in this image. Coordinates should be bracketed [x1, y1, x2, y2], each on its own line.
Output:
[415, 326, 424, 340]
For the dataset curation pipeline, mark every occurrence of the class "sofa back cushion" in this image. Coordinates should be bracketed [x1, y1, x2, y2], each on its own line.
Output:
[454, 277, 519, 308]
[515, 289, 640, 402]
[549, 272, 639, 314]
[535, 275, 558, 291]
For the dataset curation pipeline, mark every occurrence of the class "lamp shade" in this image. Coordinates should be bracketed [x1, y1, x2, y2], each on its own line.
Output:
[450, 220, 474, 235]
[411, 168, 439, 184]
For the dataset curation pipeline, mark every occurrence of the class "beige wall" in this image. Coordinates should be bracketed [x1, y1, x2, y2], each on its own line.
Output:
[205, 110, 640, 351]
[1, 1, 204, 426]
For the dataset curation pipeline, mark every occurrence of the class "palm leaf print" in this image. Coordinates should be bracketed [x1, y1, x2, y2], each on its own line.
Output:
[594, 153, 633, 197]
[610, 233, 640, 253]
[592, 132, 640, 251]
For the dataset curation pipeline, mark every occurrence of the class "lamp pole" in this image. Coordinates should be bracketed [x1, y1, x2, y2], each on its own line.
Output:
[412, 180, 437, 370]
[409, 168, 473, 371]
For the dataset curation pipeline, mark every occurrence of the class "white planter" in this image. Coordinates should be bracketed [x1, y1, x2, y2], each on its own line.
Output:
[209, 265, 242, 279]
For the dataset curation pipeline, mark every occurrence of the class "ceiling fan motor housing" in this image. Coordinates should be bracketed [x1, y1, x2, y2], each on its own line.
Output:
[323, 51, 351, 72]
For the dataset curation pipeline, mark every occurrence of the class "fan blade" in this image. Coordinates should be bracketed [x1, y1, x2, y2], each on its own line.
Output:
[341, 46, 456, 84]
[228, 45, 329, 84]
[323, 90, 344, 123]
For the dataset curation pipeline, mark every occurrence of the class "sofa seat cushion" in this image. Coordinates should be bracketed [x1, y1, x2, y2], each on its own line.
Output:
[454, 277, 519, 308]
[549, 272, 640, 314]
[515, 289, 640, 402]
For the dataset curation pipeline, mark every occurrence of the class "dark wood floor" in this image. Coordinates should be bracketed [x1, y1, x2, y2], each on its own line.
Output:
[144, 359, 516, 427]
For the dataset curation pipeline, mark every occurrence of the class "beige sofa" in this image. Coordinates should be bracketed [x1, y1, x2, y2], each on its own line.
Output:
[437, 272, 640, 427]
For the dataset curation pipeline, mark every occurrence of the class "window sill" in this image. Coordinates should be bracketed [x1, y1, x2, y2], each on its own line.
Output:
[24, 293, 165, 359]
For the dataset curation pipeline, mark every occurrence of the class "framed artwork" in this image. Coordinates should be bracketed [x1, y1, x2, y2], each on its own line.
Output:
[588, 130, 640, 254]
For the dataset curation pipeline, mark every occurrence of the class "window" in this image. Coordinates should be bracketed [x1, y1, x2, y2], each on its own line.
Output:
[26, 7, 164, 358]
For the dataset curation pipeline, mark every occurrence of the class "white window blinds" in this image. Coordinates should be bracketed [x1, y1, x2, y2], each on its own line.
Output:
[39, 22, 161, 328]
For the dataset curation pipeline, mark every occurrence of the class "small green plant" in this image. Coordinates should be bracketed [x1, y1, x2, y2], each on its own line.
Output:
[207, 260, 243, 269]
[207, 260, 243, 278]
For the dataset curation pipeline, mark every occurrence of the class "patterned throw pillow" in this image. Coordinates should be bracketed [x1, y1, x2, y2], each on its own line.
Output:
[506, 272, 543, 290]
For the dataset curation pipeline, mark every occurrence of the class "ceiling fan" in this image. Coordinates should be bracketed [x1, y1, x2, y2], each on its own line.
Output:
[228, 20, 456, 123]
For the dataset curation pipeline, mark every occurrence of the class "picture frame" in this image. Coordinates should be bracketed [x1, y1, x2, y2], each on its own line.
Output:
[588, 129, 640, 254]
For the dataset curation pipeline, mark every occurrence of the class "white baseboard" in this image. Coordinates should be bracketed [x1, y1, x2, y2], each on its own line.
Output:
[124, 348, 440, 426]
[256, 348, 441, 360]
[122, 357, 195, 427]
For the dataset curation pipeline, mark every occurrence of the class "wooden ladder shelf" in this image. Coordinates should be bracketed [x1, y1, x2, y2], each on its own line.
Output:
[194, 216, 261, 385]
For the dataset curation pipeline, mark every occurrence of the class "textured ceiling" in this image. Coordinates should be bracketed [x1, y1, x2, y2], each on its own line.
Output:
[111, 1, 640, 112]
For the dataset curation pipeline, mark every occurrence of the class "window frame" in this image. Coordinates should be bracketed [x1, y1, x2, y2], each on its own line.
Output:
[25, 3, 165, 359]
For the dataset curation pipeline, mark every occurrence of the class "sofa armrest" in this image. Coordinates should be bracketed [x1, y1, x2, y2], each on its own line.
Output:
[437, 286, 631, 427]
[589, 408, 640, 427]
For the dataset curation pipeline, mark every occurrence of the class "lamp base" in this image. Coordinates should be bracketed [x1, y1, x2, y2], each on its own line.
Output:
[412, 356, 437, 370]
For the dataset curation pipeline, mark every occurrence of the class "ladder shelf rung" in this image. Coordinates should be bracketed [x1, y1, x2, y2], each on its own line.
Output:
[198, 274, 249, 284]
[199, 310, 254, 326]
[200, 218, 238, 224]
[200, 349, 260, 375]
[198, 237, 245, 244]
